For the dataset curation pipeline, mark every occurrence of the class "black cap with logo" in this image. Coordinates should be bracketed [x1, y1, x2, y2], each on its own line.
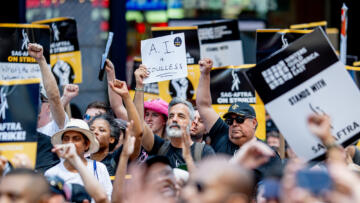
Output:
[223, 102, 256, 119]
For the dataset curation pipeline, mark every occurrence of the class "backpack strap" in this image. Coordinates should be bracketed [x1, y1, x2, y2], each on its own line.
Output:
[157, 140, 171, 156]
[193, 142, 205, 162]
[93, 160, 99, 180]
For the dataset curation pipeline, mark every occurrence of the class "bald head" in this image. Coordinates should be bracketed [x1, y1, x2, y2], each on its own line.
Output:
[182, 156, 255, 203]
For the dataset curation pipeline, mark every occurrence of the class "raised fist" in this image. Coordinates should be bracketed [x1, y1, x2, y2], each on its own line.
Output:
[28, 43, 44, 61]
[109, 79, 129, 98]
[199, 58, 213, 75]
[63, 84, 79, 100]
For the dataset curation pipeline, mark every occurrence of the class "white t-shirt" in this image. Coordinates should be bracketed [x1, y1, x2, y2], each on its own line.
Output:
[45, 158, 113, 200]
[37, 114, 69, 137]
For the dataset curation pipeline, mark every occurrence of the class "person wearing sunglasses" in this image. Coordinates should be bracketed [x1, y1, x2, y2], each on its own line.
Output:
[196, 58, 281, 183]
[83, 101, 111, 122]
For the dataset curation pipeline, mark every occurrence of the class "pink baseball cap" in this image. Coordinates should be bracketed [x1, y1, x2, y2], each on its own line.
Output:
[144, 99, 168, 117]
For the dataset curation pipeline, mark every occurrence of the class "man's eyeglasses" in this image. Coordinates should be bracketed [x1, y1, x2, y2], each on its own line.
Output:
[225, 116, 246, 125]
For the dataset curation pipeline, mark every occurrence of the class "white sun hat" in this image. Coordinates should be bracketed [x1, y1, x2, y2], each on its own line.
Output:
[51, 119, 99, 154]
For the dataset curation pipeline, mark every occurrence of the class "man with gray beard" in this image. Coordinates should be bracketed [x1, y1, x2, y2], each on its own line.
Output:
[140, 97, 215, 168]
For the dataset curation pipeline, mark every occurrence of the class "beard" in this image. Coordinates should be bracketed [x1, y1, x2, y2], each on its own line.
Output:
[166, 123, 183, 138]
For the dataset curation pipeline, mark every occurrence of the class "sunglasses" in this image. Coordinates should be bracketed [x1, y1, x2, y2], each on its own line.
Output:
[83, 114, 92, 121]
[225, 116, 246, 125]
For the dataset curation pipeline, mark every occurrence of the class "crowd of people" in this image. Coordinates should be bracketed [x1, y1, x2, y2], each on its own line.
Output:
[1, 42, 360, 203]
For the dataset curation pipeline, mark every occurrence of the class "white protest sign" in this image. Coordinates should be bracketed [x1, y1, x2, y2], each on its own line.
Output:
[141, 33, 187, 84]
[246, 28, 360, 162]
[198, 20, 244, 67]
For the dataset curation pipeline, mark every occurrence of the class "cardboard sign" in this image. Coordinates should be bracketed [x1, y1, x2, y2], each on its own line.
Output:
[33, 17, 82, 85]
[256, 29, 312, 63]
[152, 26, 200, 65]
[198, 20, 244, 67]
[141, 33, 187, 84]
[0, 24, 50, 80]
[0, 78, 40, 168]
[210, 66, 255, 104]
[247, 28, 360, 161]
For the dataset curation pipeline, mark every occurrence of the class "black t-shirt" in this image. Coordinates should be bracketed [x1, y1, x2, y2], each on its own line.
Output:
[208, 117, 282, 182]
[208, 117, 240, 155]
[100, 146, 123, 176]
[149, 134, 215, 168]
[35, 132, 60, 173]
[353, 147, 360, 165]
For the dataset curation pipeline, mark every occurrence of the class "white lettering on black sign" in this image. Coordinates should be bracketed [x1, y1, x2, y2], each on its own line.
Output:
[50, 40, 75, 54]
[261, 47, 320, 90]
[198, 25, 232, 41]
[0, 122, 26, 141]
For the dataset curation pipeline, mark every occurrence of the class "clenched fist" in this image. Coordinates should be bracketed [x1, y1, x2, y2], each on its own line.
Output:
[199, 58, 213, 75]
[28, 43, 44, 61]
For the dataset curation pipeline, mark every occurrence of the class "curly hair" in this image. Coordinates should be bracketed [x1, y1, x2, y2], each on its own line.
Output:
[88, 114, 121, 152]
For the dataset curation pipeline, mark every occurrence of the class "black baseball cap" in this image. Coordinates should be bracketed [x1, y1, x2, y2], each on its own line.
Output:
[69, 184, 91, 203]
[46, 176, 70, 199]
[223, 102, 256, 118]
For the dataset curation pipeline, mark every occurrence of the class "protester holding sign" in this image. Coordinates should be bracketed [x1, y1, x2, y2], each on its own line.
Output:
[28, 43, 69, 136]
[196, 58, 281, 182]
[132, 63, 169, 139]
[133, 65, 215, 168]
